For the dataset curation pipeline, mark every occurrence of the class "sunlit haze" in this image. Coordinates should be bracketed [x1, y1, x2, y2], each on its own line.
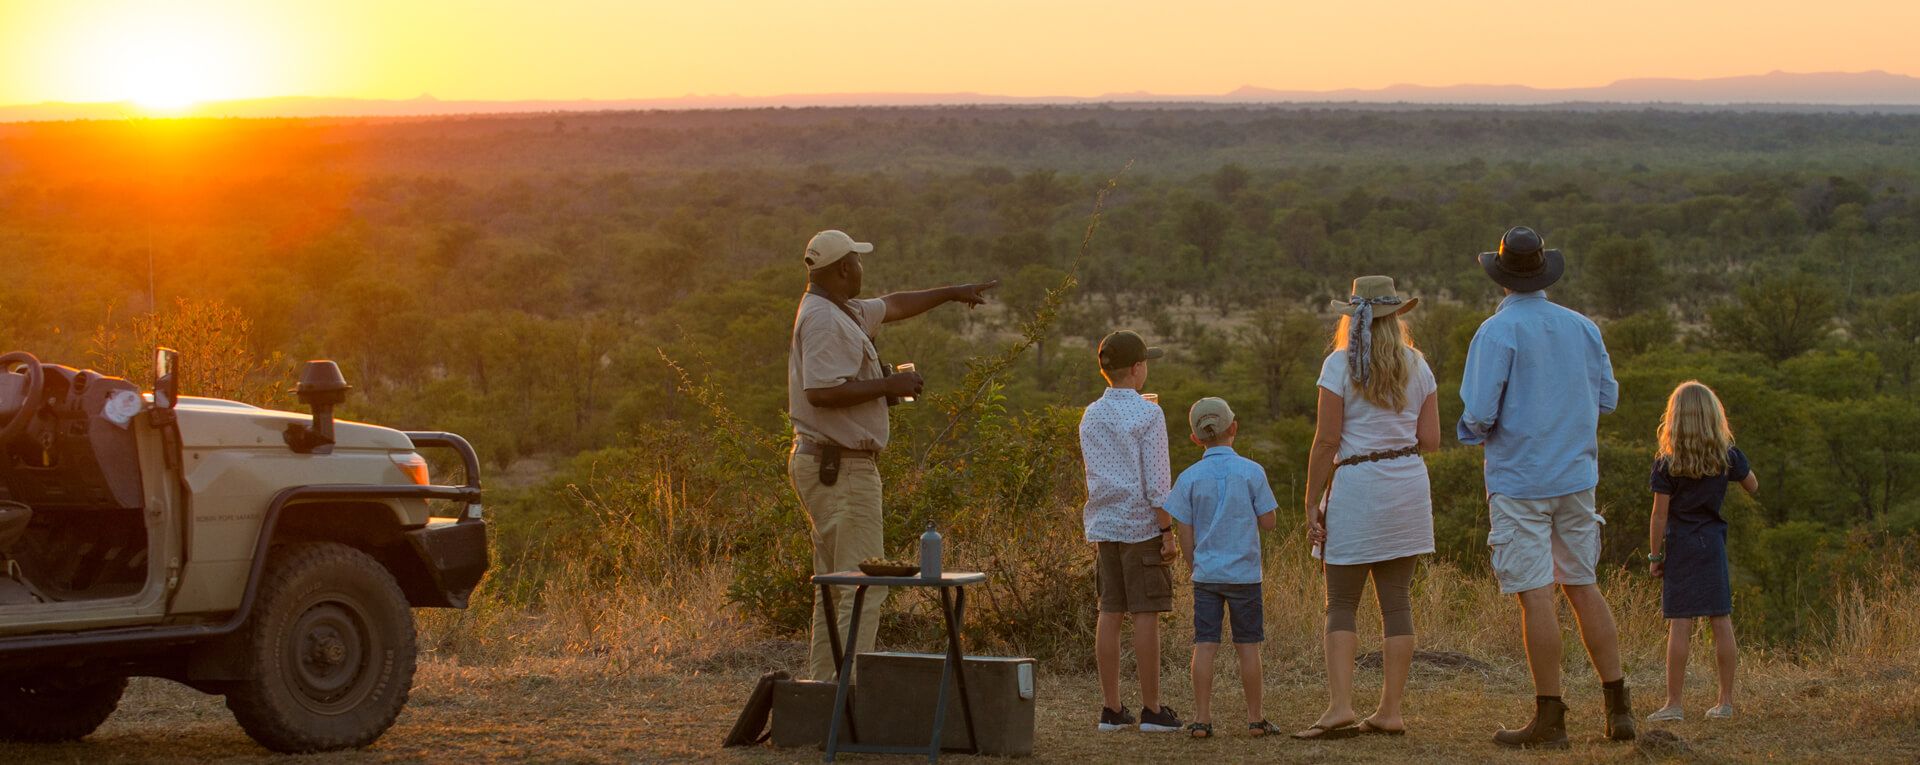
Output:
[3, 0, 1919, 109]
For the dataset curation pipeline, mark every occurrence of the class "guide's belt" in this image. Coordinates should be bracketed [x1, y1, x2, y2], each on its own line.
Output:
[795, 438, 875, 488]
[1336, 445, 1421, 468]
[793, 440, 876, 460]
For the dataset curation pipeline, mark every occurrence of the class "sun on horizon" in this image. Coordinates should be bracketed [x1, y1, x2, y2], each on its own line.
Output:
[16, 3, 277, 115]
[117, 32, 216, 112]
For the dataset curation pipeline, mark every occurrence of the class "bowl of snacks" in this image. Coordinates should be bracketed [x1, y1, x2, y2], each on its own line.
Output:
[858, 559, 920, 577]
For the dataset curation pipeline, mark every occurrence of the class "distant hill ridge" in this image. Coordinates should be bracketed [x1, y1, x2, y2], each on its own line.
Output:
[1225, 70, 1920, 105]
[6, 70, 1920, 122]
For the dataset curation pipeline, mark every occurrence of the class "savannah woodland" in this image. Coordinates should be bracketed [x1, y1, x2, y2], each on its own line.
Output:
[2, 105, 1919, 762]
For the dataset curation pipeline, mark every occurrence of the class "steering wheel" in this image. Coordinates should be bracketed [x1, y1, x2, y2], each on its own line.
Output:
[0, 352, 45, 446]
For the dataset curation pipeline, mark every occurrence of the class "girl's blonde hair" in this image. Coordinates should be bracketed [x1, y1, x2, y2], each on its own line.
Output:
[1658, 380, 1734, 478]
[1332, 313, 1419, 411]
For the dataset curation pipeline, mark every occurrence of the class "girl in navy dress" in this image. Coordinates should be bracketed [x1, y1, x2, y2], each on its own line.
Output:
[1645, 381, 1758, 723]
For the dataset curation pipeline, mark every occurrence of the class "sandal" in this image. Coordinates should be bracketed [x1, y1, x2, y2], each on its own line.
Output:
[1248, 720, 1283, 737]
[1359, 719, 1406, 736]
[1187, 722, 1214, 739]
[1290, 720, 1361, 740]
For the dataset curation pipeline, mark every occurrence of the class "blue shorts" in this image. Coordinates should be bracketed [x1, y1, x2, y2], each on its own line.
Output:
[1192, 582, 1264, 644]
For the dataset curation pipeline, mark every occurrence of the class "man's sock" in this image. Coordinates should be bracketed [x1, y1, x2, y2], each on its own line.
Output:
[1602, 678, 1626, 690]
[1536, 695, 1562, 703]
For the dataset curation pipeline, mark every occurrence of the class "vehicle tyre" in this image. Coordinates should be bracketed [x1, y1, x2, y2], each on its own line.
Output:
[224, 541, 416, 753]
[0, 674, 127, 742]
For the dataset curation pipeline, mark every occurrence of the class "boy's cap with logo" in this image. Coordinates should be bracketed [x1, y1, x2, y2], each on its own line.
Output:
[1189, 397, 1235, 440]
[804, 229, 874, 270]
[1097, 330, 1163, 370]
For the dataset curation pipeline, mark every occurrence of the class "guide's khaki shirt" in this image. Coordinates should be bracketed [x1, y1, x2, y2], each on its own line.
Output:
[789, 292, 889, 451]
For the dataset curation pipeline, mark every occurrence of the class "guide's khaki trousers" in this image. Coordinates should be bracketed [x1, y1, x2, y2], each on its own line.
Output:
[790, 450, 888, 681]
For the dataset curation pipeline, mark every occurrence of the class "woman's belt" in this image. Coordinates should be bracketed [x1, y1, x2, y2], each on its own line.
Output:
[1336, 445, 1421, 468]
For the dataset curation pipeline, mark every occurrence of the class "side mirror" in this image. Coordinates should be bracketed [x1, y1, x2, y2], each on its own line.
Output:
[153, 347, 181, 409]
[285, 360, 350, 454]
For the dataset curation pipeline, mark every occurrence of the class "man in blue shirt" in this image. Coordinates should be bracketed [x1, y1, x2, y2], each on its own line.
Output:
[1458, 227, 1634, 749]
[1165, 397, 1281, 738]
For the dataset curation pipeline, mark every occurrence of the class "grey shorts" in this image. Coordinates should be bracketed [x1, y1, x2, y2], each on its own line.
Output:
[1487, 489, 1603, 595]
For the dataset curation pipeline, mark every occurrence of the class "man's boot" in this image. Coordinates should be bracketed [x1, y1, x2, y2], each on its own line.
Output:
[1493, 696, 1569, 749]
[1603, 679, 1636, 741]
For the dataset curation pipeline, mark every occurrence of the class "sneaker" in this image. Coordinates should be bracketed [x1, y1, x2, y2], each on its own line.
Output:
[1647, 706, 1684, 722]
[1140, 705, 1183, 732]
[1098, 706, 1136, 732]
[1705, 704, 1735, 720]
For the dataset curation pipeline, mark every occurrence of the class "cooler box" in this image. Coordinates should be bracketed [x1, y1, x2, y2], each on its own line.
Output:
[853, 652, 1036, 757]
[769, 679, 851, 749]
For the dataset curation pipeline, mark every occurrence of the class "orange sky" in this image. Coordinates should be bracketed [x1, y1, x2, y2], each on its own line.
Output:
[4, 0, 1918, 106]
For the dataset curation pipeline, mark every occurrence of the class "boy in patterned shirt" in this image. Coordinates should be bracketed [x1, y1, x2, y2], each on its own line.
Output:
[1079, 330, 1182, 733]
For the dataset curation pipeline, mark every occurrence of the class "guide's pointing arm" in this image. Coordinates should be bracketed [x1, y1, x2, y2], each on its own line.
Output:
[882, 280, 999, 322]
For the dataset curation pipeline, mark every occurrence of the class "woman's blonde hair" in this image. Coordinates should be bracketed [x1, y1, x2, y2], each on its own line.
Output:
[1332, 313, 1418, 411]
[1658, 380, 1734, 478]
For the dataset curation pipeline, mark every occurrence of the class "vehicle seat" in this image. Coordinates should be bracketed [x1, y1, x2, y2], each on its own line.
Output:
[0, 368, 144, 511]
[0, 500, 27, 550]
[0, 502, 43, 605]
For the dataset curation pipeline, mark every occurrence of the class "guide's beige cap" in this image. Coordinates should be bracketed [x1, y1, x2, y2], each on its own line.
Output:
[804, 229, 874, 270]
[1189, 397, 1235, 440]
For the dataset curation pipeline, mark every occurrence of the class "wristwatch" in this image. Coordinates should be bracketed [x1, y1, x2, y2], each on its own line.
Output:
[1647, 552, 1666, 563]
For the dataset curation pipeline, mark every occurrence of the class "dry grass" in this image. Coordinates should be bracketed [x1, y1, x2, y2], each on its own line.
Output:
[7, 644, 1911, 764]
[419, 563, 760, 677]
[7, 537, 1907, 763]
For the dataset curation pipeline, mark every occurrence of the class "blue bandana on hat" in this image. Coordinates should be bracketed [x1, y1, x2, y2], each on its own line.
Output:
[1329, 275, 1418, 387]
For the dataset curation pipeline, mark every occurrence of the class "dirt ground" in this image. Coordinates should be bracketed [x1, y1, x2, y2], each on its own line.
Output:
[2, 649, 1915, 764]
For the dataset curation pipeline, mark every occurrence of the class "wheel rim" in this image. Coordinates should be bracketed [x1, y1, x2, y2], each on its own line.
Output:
[283, 598, 378, 715]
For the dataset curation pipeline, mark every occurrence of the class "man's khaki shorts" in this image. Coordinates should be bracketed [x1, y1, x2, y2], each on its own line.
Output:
[1096, 538, 1173, 614]
[1486, 489, 1603, 595]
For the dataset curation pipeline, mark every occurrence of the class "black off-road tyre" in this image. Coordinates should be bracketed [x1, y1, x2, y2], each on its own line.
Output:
[224, 542, 416, 753]
[0, 675, 127, 742]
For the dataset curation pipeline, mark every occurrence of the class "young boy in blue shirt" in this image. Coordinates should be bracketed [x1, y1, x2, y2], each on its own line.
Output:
[1165, 397, 1280, 738]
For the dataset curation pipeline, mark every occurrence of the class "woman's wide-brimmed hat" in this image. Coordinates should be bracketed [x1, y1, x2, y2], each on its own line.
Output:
[1478, 226, 1566, 292]
[1329, 275, 1419, 319]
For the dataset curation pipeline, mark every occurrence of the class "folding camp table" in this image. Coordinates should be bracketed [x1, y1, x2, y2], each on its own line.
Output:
[811, 571, 985, 763]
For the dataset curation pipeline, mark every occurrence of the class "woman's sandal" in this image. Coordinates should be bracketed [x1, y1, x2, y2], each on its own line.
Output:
[1248, 720, 1284, 737]
[1358, 719, 1407, 736]
[1186, 722, 1214, 739]
[1289, 720, 1362, 740]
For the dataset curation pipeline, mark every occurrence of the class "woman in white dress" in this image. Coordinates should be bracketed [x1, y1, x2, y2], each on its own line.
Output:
[1292, 275, 1441, 740]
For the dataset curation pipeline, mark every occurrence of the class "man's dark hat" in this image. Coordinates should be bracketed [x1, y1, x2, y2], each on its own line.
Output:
[1477, 226, 1566, 292]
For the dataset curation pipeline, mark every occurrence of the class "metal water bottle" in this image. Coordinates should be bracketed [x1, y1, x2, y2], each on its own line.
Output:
[919, 521, 943, 579]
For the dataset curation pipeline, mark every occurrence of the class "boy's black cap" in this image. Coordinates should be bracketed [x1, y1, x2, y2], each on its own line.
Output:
[1097, 330, 1163, 370]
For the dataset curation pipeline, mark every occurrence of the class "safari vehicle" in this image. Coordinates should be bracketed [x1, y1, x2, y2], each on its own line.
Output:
[0, 349, 488, 753]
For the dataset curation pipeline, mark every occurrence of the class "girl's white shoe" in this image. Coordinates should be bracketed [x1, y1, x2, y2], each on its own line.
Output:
[1705, 704, 1735, 719]
[1646, 706, 1685, 722]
